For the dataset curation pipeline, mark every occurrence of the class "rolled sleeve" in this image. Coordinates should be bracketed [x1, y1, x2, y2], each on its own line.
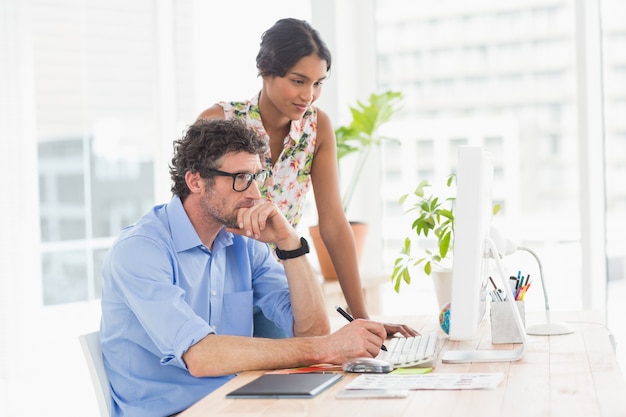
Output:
[160, 319, 214, 369]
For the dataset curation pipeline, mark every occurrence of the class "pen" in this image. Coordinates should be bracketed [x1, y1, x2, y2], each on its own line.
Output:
[490, 290, 503, 302]
[488, 276, 498, 290]
[335, 305, 387, 351]
[519, 281, 531, 301]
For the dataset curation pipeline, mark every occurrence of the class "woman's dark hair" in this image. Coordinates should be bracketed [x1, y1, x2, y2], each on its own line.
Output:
[256, 18, 332, 77]
[169, 118, 267, 201]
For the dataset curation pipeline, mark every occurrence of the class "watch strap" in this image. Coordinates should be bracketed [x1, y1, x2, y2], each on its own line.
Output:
[275, 237, 310, 260]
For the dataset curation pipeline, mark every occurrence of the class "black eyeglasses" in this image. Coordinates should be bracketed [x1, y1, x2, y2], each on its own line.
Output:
[205, 169, 269, 192]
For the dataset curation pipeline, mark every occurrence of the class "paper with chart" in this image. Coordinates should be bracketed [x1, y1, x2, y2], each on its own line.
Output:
[345, 373, 505, 390]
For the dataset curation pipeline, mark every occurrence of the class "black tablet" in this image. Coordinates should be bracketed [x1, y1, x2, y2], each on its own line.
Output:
[225, 373, 343, 399]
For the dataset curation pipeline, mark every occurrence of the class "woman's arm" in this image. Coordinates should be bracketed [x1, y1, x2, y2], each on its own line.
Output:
[311, 110, 418, 337]
[310, 109, 369, 318]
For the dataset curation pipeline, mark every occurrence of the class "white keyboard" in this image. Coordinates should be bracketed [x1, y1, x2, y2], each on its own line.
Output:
[376, 332, 439, 368]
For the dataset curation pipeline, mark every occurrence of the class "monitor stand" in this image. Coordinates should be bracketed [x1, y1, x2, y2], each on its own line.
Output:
[441, 238, 527, 363]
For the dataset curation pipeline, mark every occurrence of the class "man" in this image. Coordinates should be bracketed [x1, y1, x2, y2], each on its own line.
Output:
[100, 118, 387, 417]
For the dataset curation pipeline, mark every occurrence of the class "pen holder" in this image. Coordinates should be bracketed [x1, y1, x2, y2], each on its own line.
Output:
[490, 300, 525, 344]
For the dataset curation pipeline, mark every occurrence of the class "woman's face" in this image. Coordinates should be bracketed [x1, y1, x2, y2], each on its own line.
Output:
[263, 54, 328, 121]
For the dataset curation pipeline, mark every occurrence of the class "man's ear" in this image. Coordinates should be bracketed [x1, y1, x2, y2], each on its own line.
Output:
[185, 171, 203, 194]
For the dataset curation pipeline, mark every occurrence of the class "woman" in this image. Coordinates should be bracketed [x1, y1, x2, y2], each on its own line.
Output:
[197, 18, 416, 338]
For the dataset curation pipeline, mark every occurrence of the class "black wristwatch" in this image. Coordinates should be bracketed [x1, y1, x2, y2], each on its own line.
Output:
[275, 237, 310, 260]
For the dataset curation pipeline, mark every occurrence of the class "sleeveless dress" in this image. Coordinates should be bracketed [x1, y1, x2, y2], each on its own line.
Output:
[219, 94, 317, 229]
[220, 95, 319, 338]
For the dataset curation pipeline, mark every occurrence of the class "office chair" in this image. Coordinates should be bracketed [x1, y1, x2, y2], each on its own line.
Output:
[79, 331, 112, 417]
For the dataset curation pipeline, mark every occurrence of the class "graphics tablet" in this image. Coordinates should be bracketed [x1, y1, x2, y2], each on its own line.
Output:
[225, 373, 343, 399]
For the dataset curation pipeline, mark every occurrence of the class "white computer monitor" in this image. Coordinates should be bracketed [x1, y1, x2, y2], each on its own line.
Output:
[447, 146, 492, 341]
[442, 146, 527, 363]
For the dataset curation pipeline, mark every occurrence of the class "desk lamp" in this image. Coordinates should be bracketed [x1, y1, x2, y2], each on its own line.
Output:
[490, 227, 574, 336]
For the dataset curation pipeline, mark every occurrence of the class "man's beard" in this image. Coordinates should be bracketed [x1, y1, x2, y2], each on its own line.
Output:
[199, 190, 239, 229]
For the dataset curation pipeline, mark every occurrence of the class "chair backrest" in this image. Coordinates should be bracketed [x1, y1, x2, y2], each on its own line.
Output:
[79, 331, 112, 417]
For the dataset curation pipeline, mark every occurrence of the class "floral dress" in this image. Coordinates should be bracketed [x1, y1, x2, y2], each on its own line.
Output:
[220, 94, 317, 229]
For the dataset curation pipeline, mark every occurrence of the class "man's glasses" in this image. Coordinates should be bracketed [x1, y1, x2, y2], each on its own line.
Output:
[205, 169, 269, 192]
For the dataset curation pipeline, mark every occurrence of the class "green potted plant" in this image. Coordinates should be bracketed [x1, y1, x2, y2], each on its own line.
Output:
[390, 174, 500, 307]
[310, 90, 404, 280]
[391, 175, 456, 295]
[335, 90, 404, 212]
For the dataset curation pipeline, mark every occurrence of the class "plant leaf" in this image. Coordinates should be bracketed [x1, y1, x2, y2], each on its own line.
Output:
[439, 230, 451, 259]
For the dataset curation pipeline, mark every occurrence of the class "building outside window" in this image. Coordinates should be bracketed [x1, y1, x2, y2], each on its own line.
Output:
[373, 0, 625, 364]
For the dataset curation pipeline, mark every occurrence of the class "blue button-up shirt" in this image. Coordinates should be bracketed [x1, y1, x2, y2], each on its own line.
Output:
[100, 196, 294, 417]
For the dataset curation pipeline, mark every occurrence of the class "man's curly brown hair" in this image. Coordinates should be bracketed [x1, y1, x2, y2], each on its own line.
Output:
[169, 118, 267, 201]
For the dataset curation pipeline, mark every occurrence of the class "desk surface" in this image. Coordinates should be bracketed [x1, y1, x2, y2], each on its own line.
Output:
[178, 311, 626, 417]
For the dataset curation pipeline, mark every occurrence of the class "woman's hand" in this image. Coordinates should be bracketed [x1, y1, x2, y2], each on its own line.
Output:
[383, 322, 420, 338]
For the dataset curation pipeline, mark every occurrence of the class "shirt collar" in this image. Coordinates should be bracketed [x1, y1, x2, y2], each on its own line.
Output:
[166, 196, 234, 253]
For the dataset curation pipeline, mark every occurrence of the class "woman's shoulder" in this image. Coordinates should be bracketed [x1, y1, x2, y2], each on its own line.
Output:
[312, 106, 330, 122]
[196, 97, 257, 120]
[196, 104, 225, 120]
[221, 99, 262, 121]
[220, 99, 253, 109]
[300, 105, 333, 129]
[310, 106, 334, 138]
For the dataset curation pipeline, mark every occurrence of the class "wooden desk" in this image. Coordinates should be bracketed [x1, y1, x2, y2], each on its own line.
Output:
[178, 311, 626, 417]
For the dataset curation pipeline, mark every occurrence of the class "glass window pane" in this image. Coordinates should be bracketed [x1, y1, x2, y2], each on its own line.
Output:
[603, 0, 626, 368]
[90, 133, 155, 238]
[374, 0, 584, 313]
[42, 250, 88, 305]
[33, 1, 160, 305]
[93, 247, 109, 299]
[38, 138, 86, 242]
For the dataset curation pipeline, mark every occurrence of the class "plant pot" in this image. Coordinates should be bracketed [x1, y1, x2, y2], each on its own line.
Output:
[309, 222, 369, 281]
[431, 269, 453, 311]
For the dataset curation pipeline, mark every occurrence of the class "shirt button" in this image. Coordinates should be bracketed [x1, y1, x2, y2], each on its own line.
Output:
[211, 290, 217, 296]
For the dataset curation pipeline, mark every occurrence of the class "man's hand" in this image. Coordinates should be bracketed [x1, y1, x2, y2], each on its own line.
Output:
[317, 319, 388, 364]
[228, 201, 298, 249]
